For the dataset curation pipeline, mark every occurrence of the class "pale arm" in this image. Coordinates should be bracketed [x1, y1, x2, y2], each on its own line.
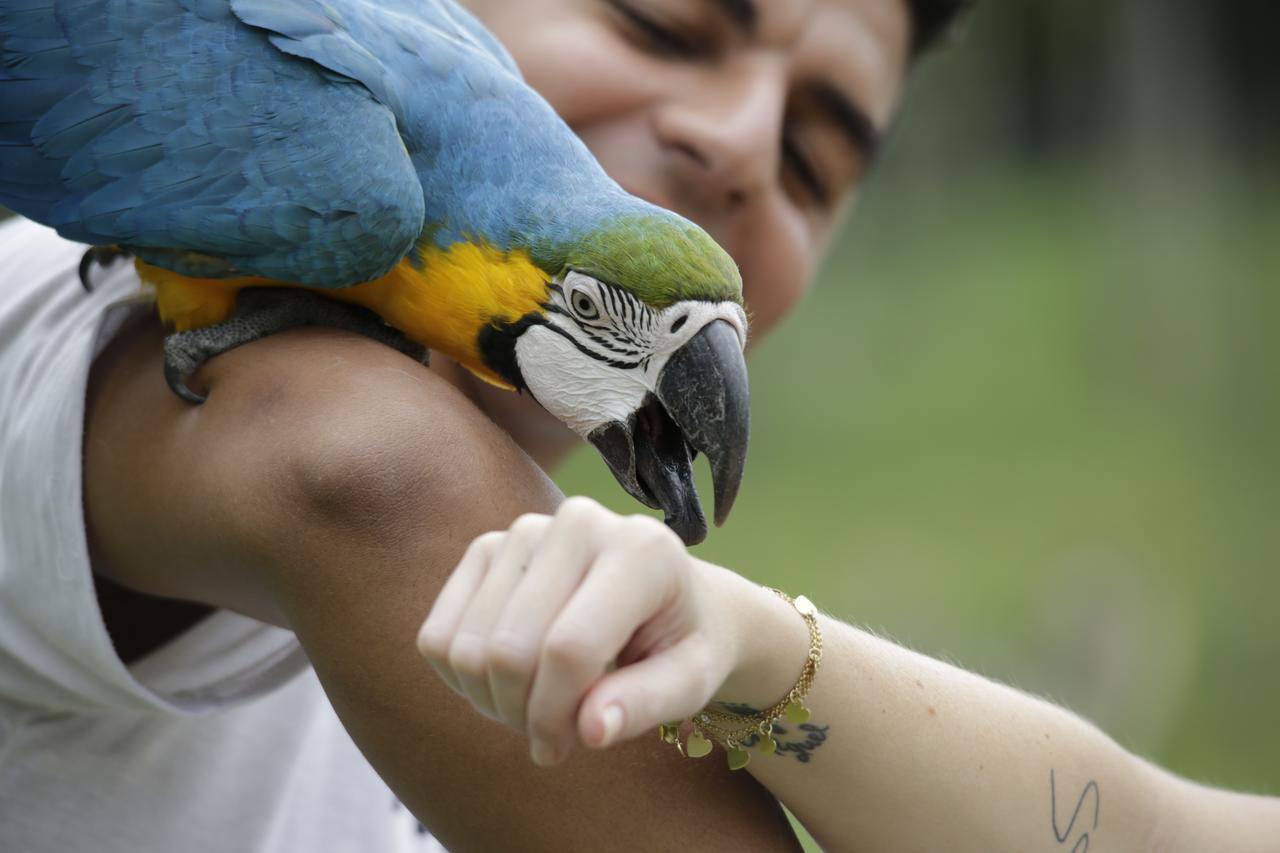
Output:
[717, 572, 1280, 853]
[419, 500, 1280, 853]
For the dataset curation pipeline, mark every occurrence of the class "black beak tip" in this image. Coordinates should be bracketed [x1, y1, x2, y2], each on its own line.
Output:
[712, 488, 737, 528]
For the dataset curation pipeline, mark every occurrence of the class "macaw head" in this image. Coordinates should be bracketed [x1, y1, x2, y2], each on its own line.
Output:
[479, 212, 749, 546]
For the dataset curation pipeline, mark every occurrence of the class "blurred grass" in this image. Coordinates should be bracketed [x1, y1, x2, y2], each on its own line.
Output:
[557, 166, 1280, 806]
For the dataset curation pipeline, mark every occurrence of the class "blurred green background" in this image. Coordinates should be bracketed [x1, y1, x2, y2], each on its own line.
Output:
[559, 0, 1280, 800]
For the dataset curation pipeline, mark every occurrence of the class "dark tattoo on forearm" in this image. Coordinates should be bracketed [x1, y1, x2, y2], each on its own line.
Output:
[768, 723, 829, 763]
[718, 702, 830, 764]
[1049, 768, 1100, 852]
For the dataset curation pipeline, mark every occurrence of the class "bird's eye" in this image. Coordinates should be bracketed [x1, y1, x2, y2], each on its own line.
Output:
[571, 290, 600, 321]
[670, 315, 688, 334]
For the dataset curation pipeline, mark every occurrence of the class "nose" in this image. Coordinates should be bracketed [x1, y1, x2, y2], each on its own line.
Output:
[652, 60, 786, 210]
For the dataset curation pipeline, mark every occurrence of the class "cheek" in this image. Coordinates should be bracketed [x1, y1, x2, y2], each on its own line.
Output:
[733, 205, 820, 343]
[487, 17, 657, 126]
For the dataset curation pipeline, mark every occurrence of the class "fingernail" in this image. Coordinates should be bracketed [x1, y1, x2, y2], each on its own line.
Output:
[599, 705, 624, 747]
[530, 739, 555, 766]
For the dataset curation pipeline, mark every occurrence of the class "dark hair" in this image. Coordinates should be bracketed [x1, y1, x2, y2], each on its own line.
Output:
[907, 0, 974, 56]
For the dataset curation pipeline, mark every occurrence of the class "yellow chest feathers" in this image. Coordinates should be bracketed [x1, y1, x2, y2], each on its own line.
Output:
[141, 241, 551, 389]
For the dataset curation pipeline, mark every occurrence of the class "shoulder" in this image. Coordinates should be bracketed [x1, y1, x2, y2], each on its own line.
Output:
[95, 317, 557, 516]
[0, 216, 82, 267]
[85, 318, 561, 617]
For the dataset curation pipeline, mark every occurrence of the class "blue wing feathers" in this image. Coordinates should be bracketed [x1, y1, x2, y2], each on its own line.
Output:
[32, 94, 130, 157]
[0, 0, 444, 285]
[1, 10, 63, 41]
[0, 0, 607, 285]
[227, 0, 335, 38]
[0, 76, 78, 119]
[231, 0, 404, 115]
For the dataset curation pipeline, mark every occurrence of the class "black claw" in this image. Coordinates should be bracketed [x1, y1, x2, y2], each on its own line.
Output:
[78, 246, 131, 293]
[164, 360, 207, 404]
[78, 249, 97, 293]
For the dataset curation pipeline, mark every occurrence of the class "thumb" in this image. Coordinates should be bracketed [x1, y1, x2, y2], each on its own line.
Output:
[576, 634, 727, 749]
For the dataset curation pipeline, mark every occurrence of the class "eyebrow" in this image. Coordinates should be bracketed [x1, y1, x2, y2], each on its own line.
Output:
[812, 81, 882, 161]
[712, 0, 758, 35]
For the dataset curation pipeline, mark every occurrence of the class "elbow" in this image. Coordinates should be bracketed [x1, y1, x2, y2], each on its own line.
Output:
[277, 357, 563, 563]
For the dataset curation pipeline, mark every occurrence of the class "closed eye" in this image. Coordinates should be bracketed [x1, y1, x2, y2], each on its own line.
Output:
[782, 136, 830, 208]
[604, 0, 710, 61]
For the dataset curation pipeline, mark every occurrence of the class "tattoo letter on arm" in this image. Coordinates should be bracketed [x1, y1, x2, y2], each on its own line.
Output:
[1049, 768, 1100, 853]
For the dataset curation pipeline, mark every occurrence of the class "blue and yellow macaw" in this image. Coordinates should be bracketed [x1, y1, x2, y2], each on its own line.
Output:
[0, 0, 751, 544]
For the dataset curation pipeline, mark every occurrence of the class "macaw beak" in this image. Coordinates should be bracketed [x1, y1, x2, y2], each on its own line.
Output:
[588, 320, 750, 545]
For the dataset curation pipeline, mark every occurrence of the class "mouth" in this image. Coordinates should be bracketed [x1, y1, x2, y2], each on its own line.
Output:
[588, 320, 750, 546]
[635, 394, 704, 543]
[587, 397, 706, 546]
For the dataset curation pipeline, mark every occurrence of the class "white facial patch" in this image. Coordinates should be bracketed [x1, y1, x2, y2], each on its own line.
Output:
[515, 325, 650, 437]
[514, 270, 749, 436]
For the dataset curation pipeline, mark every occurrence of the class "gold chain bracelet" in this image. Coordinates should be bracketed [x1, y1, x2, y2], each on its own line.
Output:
[659, 587, 823, 771]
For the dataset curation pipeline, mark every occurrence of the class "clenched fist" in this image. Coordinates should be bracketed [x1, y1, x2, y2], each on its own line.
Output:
[417, 497, 752, 766]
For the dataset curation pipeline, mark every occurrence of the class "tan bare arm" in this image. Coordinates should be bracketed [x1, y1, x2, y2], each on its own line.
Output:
[84, 319, 799, 852]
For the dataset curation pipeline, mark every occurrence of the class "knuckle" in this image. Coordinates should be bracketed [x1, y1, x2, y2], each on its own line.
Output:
[486, 632, 536, 678]
[508, 512, 549, 541]
[622, 515, 680, 551]
[466, 531, 505, 560]
[417, 626, 451, 663]
[447, 635, 488, 680]
[542, 625, 598, 674]
[557, 496, 603, 525]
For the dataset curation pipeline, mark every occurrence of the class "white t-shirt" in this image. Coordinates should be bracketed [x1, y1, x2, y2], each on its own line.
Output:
[0, 218, 444, 852]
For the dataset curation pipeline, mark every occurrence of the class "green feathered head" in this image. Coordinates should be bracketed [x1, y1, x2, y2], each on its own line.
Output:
[561, 212, 743, 309]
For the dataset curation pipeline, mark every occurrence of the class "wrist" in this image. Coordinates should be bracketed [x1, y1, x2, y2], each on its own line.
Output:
[697, 563, 812, 710]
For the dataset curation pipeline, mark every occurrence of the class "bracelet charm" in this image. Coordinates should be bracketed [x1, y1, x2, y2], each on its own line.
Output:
[726, 746, 751, 770]
[784, 699, 811, 725]
[684, 731, 713, 758]
[661, 587, 824, 771]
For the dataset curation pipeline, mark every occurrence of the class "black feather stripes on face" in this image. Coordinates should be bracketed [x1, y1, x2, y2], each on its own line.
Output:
[476, 312, 548, 391]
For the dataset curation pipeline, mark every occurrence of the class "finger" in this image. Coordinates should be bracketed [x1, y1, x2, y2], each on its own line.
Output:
[525, 524, 683, 764]
[417, 531, 505, 693]
[487, 498, 615, 731]
[451, 514, 551, 719]
[577, 633, 725, 749]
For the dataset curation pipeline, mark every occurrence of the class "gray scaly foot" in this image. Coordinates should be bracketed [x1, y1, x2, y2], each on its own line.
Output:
[163, 287, 429, 403]
[79, 245, 132, 292]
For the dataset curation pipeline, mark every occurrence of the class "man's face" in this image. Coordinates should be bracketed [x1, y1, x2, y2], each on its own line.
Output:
[464, 0, 911, 341]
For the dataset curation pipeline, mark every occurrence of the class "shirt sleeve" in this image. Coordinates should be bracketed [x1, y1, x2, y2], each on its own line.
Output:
[0, 218, 308, 714]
